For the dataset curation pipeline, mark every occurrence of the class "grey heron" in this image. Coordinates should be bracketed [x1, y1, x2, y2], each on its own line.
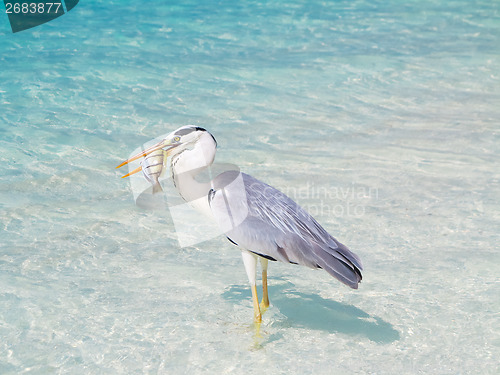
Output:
[117, 126, 363, 322]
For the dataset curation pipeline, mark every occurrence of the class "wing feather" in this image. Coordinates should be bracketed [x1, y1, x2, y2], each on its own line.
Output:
[209, 171, 363, 288]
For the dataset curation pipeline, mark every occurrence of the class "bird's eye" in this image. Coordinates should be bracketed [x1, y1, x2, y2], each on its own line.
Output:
[174, 136, 181, 142]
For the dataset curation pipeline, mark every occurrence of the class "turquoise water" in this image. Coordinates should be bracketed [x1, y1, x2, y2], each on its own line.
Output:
[1, 0, 499, 373]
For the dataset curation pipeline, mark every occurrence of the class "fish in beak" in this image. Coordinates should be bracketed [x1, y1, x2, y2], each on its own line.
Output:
[116, 136, 178, 178]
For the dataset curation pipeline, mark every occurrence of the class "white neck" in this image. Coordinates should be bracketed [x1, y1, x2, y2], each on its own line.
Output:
[170, 133, 216, 217]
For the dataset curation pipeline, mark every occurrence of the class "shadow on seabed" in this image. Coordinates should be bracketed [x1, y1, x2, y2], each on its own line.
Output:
[222, 280, 400, 344]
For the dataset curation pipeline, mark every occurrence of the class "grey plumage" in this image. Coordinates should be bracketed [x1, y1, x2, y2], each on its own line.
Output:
[209, 170, 363, 289]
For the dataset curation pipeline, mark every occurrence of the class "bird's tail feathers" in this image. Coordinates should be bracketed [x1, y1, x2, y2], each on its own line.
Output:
[314, 243, 363, 289]
[329, 238, 363, 271]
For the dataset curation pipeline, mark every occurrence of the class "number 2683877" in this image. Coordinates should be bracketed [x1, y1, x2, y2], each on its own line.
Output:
[6, 2, 62, 14]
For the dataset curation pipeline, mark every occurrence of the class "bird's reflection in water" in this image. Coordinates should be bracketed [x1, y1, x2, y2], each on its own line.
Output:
[222, 280, 399, 346]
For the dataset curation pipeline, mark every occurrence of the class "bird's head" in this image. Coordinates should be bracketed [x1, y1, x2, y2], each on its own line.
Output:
[116, 125, 217, 174]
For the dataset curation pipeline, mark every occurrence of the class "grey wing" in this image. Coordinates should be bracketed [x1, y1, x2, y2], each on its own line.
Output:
[209, 171, 363, 289]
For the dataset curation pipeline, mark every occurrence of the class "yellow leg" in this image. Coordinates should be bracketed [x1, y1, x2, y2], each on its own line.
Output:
[261, 269, 270, 309]
[251, 284, 262, 323]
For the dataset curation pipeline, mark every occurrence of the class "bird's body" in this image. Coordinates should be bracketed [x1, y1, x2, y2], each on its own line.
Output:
[210, 171, 362, 288]
[117, 126, 363, 322]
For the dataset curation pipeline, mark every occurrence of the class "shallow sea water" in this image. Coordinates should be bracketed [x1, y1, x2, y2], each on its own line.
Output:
[0, 0, 499, 373]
